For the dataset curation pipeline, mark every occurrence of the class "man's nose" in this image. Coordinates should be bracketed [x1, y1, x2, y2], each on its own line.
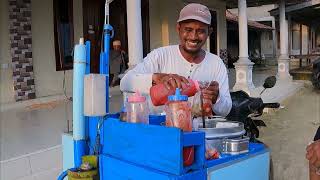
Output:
[189, 30, 198, 40]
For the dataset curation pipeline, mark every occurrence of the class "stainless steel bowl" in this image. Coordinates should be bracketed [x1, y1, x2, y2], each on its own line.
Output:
[194, 118, 248, 154]
[195, 118, 246, 139]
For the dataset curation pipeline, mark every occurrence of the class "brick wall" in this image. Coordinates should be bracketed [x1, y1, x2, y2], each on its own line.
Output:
[9, 0, 35, 101]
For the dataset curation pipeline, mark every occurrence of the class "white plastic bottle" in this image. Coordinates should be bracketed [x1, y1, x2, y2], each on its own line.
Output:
[126, 92, 149, 124]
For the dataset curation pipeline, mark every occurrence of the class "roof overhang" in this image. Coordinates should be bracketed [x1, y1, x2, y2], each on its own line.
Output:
[269, 0, 320, 25]
[225, 0, 307, 9]
[226, 10, 274, 30]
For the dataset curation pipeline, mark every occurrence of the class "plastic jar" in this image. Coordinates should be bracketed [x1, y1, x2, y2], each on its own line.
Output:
[165, 88, 194, 166]
[126, 92, 149, 124]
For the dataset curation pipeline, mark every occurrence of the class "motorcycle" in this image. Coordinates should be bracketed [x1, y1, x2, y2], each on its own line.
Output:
[312, 58, 320, 90]
[226, 76, 280, 142]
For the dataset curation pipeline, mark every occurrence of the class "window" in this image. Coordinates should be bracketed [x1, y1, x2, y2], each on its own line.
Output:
[54, 0, 74, 71]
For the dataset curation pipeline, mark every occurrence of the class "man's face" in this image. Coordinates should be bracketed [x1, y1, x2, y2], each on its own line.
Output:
[113, 45, 121, 51]
[176, 20, 211, 54]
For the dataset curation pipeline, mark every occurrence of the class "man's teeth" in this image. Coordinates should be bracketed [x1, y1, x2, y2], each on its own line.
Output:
[187, 42, 198, 46]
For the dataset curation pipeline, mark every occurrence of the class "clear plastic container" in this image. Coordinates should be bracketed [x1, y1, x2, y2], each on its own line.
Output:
[126, 92, 149, 124]
[165, 88, 194, 166]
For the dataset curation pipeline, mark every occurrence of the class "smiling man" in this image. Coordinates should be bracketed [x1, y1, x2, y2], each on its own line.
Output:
[120, 3, 232, 116]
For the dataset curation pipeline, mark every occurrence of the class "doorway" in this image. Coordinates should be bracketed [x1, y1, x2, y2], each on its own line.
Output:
[83, 0, 150, 73]
[210, 10, 217, 55]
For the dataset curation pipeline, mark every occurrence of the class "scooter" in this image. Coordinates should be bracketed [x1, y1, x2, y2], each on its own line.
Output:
[226, 76, 280, 142]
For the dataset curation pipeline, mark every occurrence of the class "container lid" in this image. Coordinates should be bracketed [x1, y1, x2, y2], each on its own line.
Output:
[128, 92, 146, 103]
[168, 88, 188, 101]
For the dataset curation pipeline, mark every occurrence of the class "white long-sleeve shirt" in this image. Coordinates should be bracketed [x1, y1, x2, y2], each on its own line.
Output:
[120, 45, 232, 117]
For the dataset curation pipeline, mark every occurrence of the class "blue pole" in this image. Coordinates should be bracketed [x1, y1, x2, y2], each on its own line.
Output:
[100, 24, 113, 113]
[85, 41, 91, 74]
[73, 38, 87, 167]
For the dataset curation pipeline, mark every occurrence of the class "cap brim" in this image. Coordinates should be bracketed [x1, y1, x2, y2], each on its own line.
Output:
[177, 16, 210, 25]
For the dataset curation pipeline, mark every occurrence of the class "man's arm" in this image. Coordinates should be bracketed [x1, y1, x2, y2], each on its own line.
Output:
[212, 64, 232, 117]
[120, 50, 160, 94]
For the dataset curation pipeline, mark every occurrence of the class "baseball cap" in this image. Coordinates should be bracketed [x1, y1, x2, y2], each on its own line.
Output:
[177, 3, 211, 25]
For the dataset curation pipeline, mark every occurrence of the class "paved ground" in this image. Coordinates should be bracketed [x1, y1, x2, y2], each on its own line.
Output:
[259, 82, 320, 180]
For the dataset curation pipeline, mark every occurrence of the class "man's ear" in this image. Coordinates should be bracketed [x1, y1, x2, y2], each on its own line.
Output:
[176, 23, 181, 33]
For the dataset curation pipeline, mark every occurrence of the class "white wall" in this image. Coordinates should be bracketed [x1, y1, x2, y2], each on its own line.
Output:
[261, 31, 273, 57]
[0, 0, 15, 104]
[229, 4, 277, 21]
[149, 0, 227, 53]
[0, 0, 83, 104]
[290, 22, 310, 55]
[31, 0, 83, 98]
[229, 4, 277, 58]
[302, 25, 309, 55]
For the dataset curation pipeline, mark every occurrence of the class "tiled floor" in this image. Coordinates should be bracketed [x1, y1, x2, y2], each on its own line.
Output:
[0, 100, 71, 161]
[0, 146, 62, 180]
[0, 87, 123, 180]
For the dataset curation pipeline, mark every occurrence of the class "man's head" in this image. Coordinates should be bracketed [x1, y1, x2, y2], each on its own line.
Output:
[113, 40, 121, 51]
[176, 3, 212, 55]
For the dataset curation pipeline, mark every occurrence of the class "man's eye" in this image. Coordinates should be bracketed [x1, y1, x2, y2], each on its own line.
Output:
[197, 29, 206, 34]
[184, 28, 192, 32]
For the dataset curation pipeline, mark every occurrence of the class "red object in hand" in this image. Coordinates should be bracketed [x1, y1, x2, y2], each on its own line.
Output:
[202, 99, 213, 116]
[150, 79, 199, 106]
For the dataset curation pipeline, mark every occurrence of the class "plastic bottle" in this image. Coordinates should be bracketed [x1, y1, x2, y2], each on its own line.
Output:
[126, 92, 149, 124]
[150, 79, 199, 106]
[165, 88, 194, 166]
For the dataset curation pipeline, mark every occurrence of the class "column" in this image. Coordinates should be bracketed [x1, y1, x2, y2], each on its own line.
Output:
[272, 17, 277, 59]
[277, 0, 292, 81]
[232, 0, 255, 93]
[126, 0, 143, 67]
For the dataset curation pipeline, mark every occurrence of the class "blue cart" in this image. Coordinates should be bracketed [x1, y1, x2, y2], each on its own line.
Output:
[97, 117, 270, 180]
[60, 13, 270, 178]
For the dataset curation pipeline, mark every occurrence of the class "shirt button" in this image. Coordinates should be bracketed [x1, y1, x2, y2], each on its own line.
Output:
[191, 64, 193, 67]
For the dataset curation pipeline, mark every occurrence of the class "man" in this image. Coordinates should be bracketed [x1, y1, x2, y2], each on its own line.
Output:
[120, 3, 232, 116]
[306, 127, 320, 180]
[109, 40, 128, 87]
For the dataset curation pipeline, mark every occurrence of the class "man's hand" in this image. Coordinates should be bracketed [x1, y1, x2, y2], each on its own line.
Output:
[307, 140, 320, 169]
[201, 81, 219, 104]
[152, 73, 189, 90]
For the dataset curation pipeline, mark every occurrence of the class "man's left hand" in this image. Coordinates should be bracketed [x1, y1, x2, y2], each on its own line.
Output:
[201, 81, 219, 104]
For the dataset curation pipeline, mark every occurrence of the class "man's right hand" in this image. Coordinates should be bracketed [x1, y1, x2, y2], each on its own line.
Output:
[152, 73, 189, 90]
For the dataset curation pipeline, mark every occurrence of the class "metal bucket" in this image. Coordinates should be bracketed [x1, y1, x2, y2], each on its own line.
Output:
[194, 117, 249, 154]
